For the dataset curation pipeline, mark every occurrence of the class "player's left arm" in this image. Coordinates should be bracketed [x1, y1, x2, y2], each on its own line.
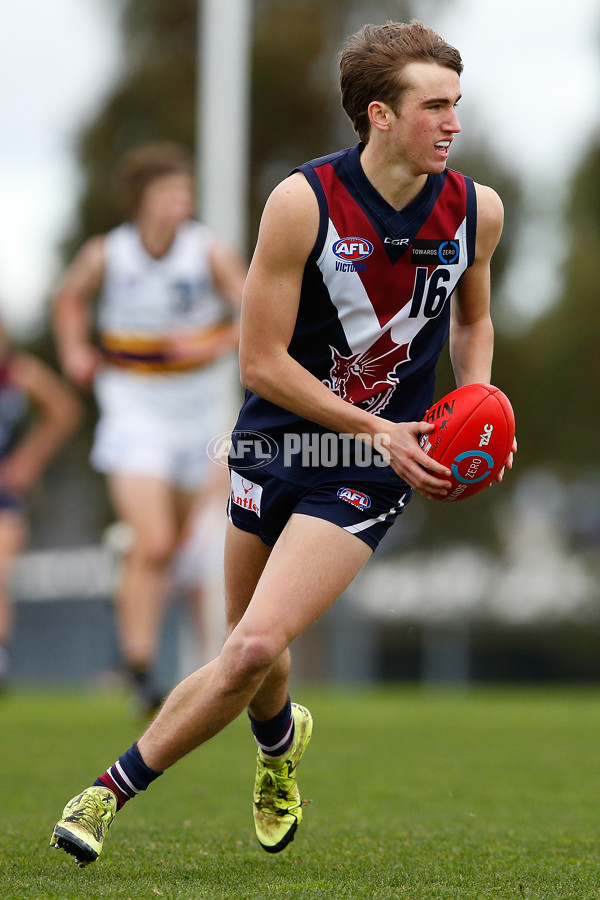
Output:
[204, 239, 248, 355]
[450, 182, 502, 386]
[451, 182, 516, 479]
[209, 239, 248, 314]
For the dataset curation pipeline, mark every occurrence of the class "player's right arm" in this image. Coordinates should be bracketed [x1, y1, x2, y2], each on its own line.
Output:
[53, 236, 106, 389]
[1, 353, 82, 494]
[239, 174, 452, 498]
[241, 173, 396, 435]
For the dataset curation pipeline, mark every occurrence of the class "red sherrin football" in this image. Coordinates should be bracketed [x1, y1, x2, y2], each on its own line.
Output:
[419, 383, 515, 502]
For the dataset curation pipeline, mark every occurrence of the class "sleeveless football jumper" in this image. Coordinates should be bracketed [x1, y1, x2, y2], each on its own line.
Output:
[92, 220, 231, 490]
[232, 144, 477, 489]
[97, 220, 227, 372]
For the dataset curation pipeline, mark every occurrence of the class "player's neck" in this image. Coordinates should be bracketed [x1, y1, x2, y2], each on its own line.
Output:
[359, 143, 428, 211]
[135, 220, 178, 259]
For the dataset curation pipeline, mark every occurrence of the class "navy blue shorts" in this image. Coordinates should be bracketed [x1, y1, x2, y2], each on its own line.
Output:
[0, 490, 24, 513]
[227, 467, 412, 550]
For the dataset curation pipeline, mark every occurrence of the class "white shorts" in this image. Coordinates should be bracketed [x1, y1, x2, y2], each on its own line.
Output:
[91, 363, 234, 491]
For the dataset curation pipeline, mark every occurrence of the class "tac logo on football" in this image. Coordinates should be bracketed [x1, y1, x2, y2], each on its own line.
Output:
[332, 237, 374, 262]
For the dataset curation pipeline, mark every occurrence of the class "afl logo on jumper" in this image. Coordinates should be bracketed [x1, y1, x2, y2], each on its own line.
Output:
[333, 238, 374, 262]
[337, 487, 372, 509]
[333, 237, 373, 273]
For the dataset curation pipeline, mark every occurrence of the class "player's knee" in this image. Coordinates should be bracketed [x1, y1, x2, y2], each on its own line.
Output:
[131, 530, 177, 568]
[222, 632, 280, 690]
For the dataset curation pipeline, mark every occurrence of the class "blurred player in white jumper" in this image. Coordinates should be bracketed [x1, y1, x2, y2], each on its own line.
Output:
[53, 143, 247, 714]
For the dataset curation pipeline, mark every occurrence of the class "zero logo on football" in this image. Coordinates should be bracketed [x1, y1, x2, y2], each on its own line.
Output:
[337, 487, 372, 509]
[451, 451, 495, 485]
[332, 237, 374, 262]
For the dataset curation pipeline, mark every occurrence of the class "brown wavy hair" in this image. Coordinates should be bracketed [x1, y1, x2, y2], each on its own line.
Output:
[339, 20, 463, 144]
[114, 142, 194, 218]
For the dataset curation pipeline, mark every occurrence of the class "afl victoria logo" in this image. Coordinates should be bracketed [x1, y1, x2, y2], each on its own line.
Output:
[332, 237, 374, 262]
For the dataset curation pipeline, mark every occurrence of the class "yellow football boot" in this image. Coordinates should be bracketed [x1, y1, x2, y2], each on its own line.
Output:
[50, 786, 117, 867]
[253, 702, 313, 853]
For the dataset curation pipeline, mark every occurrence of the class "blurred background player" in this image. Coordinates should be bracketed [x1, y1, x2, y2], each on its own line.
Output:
[0, 322, 81, 687]
[53, 142, 247, 715]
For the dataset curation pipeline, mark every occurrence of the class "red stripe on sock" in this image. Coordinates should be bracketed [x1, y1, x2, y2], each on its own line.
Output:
[96, 771, 129, 809]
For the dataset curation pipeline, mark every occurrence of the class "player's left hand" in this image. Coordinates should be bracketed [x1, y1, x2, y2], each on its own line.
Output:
[0, 453, 40, 494]
[165, 332, 219, 365]
[166, 324, 236, 366]
[494, 435, 517, 484]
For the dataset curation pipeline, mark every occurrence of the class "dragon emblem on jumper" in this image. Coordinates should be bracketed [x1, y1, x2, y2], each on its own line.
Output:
[324, 328, 408, 415]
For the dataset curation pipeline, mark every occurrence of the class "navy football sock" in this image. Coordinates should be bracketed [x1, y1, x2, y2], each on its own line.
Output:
[94, 741, 162, 809]
[249, 696, 295, 758]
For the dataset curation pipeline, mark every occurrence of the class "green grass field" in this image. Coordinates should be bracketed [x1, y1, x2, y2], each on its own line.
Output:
[1, 685, 599, 899]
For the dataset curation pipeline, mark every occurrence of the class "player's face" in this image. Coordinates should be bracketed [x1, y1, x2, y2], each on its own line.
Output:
[388, 62, 462, 176]
[138, 173, 195, 228]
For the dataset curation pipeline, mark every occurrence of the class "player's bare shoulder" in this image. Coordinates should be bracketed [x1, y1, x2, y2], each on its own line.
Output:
[258, 172, 319, 261]
[61, 234, 107, 292]
[268, 170, 317, 211]
[473, 182, 504, 259]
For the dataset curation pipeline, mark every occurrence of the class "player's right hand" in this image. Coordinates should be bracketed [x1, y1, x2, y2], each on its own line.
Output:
[62, 344, 101, 389]
[384, 420, 453, 499]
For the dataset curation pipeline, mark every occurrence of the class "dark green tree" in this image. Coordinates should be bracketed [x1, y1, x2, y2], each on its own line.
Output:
[499, 138, 600, 474]
[61, 0, 197, 259]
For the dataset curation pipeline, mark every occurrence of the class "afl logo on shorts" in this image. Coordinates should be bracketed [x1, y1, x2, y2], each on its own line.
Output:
[332, 238, 374, 262]
[337, 487, 372, 509]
